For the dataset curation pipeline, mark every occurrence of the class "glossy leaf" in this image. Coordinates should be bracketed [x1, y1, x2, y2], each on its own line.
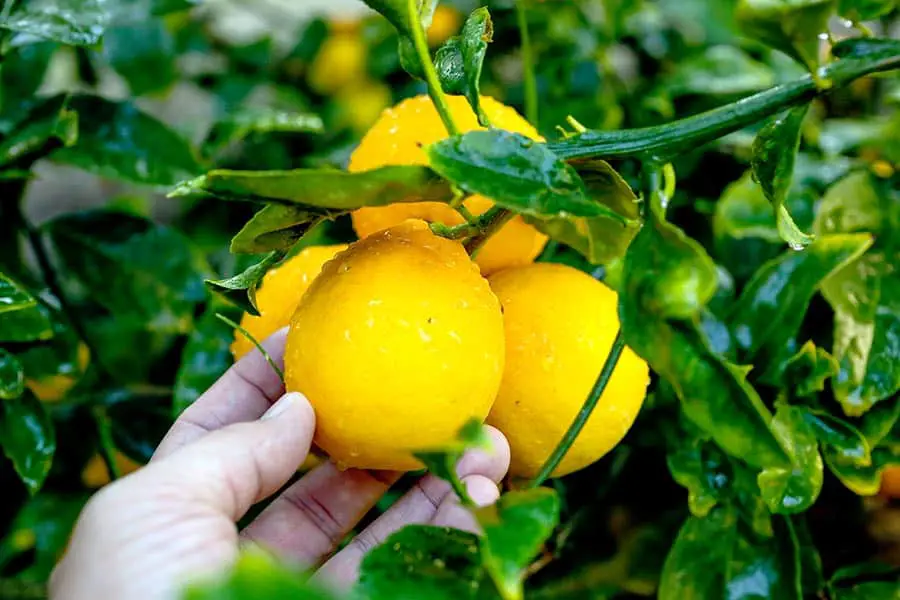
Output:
[0, 391, 55, 494]
[427, 130, 626, 221]
[783, 342, 839, 397]
[415, 419, 491, 505]
[799, 407, 871, 467]
[828, 562, 900, 600]
[442, 8, 492, 126]
[46, 210, 208, 334]
[0, 96, 78, 170]
[667, 434, 732, 517]
[102, 21, 177, 96]
[824, 438, 899, 495]
[358, 525, 499, 600]
[229, 205, 333, 255]
[735, 0, 836, 72]
[0, 349, 25, 401]
[728, 233, 872, 382]
[0, 273, 54, 343]
[203, 109, 324, 158]
[362, 0, 437, 37]
[104, 388, 173, 463]
[204, 251, 285, 315]
[837, 0, 897, 21]
[16, 310, 88, 402]
[173, 304, 239, 416]
[184, 550, 338, 600]
[477, 488, 560, 600]
[751, 104, 814, 248]
[52, 96, 201, 186]
[0, 0, 109, 46]
[757, 402, 823, 514]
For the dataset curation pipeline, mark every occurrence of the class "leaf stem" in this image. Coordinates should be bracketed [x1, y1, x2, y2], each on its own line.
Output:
[464, 207, 513, 256]
[528, 329, 626, 488]
[92, 406, 121, 481]
[516, 0, 538, 126]
[407, 0, 460, 136]
[216, 313, 285, 382]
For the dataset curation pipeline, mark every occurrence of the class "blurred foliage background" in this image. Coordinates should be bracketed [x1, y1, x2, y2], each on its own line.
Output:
[0, 0, 899, 598]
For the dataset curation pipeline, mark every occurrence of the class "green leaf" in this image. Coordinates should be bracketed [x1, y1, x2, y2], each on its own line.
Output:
[204, 251, 285, 315]
[358, 525, 499, 600]
[415, 419, 492, 505]
[104, 388, 173, 462]
[751, 104, 814, 249]
[783, 342, 839, 396]
[667, 433, 732, 517]
[434, 38, 465, 93]
[837, 0, 897, 21]
[0, 42, 56, 114]
[736, 0, 836, 72]
[728, 233, 873, 382]
[102, 21, 177, 96]
[664, 45, 776, 97]
[229, 206, 332, 255]
[0, 96, 79, 170]
[184, 550, 338, 600]
[427, 130, 626, 221]
[0, 390, 55, 494]
[799, 407, 871, 467]
[46, 210, 208, 334]
[203, 109, 323, 158]
[173, 304, 239, 417]
[757, 402, 824, 514]
[16, 310, 88, 401]
[438, 8, 493, 126]
[828, 562, 900, 600]
[0, 0, 109, 46]
[526, 159, 641, 265]
[52, 96, 201, 186]
[362, 0, 437, 36]
[477, 488, 560, 600]
[0, 349, 25, 401]
[0, 273, 54, 343]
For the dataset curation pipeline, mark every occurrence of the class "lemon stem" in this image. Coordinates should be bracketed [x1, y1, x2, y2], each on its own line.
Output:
[528, 329, 626, 488]
[516, 0, 538, 126]
[464, 206, 513, 256]
[216, 313, 285, 383]
[407, 0, 460, 136]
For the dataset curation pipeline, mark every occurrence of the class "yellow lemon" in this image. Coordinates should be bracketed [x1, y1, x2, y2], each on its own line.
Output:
[349, 94, 548, 275]
[487, 263, 650, 478]
[81, 451, 143, 488]
[308, 33, 366, 96]
[427, 5, 462, 46]
[882, 466, 900, 499]
[334, 80, 393, 135]
[231, 245, 348, 360]
[284, 220, 505, 471]
[26, 342, 90, 403]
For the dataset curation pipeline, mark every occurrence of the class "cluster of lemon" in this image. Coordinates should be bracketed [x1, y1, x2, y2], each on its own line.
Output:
[232, 95, 650, 479]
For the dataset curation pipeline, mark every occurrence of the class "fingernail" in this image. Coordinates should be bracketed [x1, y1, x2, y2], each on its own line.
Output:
[262, 392, 299, 421]
[466, 477, 500, 507]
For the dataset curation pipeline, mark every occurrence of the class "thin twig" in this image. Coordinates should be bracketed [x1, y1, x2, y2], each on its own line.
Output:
[464, 207, 513, 256]
[407, 0, 460, 136]
[216, 313, 285, 383]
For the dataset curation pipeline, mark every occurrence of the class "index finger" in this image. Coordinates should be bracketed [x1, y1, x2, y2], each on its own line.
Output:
[153, 327, 288, 460]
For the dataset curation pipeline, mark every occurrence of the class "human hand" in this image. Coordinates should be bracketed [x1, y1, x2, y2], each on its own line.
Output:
[50, 328, 510, 600]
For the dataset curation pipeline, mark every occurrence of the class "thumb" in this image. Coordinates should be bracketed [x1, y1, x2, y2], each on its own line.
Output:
[142, 391, 316, 520]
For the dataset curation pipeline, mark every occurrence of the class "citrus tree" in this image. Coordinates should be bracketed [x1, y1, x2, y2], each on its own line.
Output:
[1, 0, 899, 598]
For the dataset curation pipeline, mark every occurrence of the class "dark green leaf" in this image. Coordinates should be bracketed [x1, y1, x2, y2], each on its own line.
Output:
[173, 304, 239, 416]
[0, 96, 78, 170]
[16, 310, 88, 402]
[46, 210, 208, 333]
[184, 550, 338, 600]
[434, 38, 465, 94]
[667, 434, 732, 517]
[664, 45, 775, 97]
[837, 0, 897, 22]
[457, 8, 492, 126]
[728, 233, 872, 382]
[104, 388, 172, 462]
[735, 0, 836, 72]
[203, 109, 323, 158]
[0, 390, 55, 494]
[758, 402, 823, 514]
[427, 130, 626, 221]
[415, 419, 491, 505]
[0, 0, 108, 46]
[204, 251, 285, 315]
[824, 443, 899, 496]
[172, 165, 452, 209]
[783, 342, 839, 396]
[0, 349, 24, 400]
[52, 96, 201, 186]
[0, 273, 54, 343]
[102, 21, 177, 96]
[799, 407, 871, 467]
[229, 205, 330, 255]
[358, 525, 498, 600]
[828, 562, 900, 600]
[0, 42, 56, 110]
[477, 488, 560, 600]
[751, 104, 814, 248]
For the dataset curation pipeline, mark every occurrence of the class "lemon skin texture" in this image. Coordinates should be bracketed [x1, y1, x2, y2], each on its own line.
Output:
[231, 245, 348, 361]
[349, 94, 548, 275]
[487, 263, 650, 478]
[284, 220, 505, 471]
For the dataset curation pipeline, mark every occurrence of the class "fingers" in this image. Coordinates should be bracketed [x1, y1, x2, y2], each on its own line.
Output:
[154, 328, 288, 460]
[240, 463, 401, 567]
[313, 427, 510, 589]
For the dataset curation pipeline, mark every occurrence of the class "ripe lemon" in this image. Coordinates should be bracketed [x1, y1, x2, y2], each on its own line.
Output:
[25, 341, 90, 403]
[427, 5, 462, 46]
[231, 245, 348, 360]
[349, 94, 548, 275]
[882, 466, 900, 499]
[308, 33, 366, 96]
[81, 451, 143, 488]
[486, 263, 650, 478]
[284, 220, 505, 471]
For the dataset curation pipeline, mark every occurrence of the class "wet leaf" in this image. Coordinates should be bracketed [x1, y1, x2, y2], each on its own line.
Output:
[828, 562, 900, 600]
[783, 342, 839, 396]
[837, 0, 897, 21]
[229, 205, 334, 255]
[46, 210, 208, 334]
[477, 488, 560, 600]
[0, 96, 78, 170]
[824, 440, 899, 495]
[0, 273, 54, 343]
[17, 311, 88, 402]
[358, 525, 499, 600]
[728, 233, 872, 383]
[415, 419, 491, 505]
[52, 96, 201, 186]
[204, 251, 285, 315]
[751, 104, 814, 248]
[0, 349, 25, 401]
[0, 0, 109, 46]
[758, 402, 823, 514]
[667, 434, 732, 517]
[798, 407, 871, 467]
[203, 109, 323, 158]
[427, 130, 626, 222]
[434, 8, 492, 125]
[736, 0, 836, 72]
[104, 388, 172, 463]
[0, 390, 55, 494]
